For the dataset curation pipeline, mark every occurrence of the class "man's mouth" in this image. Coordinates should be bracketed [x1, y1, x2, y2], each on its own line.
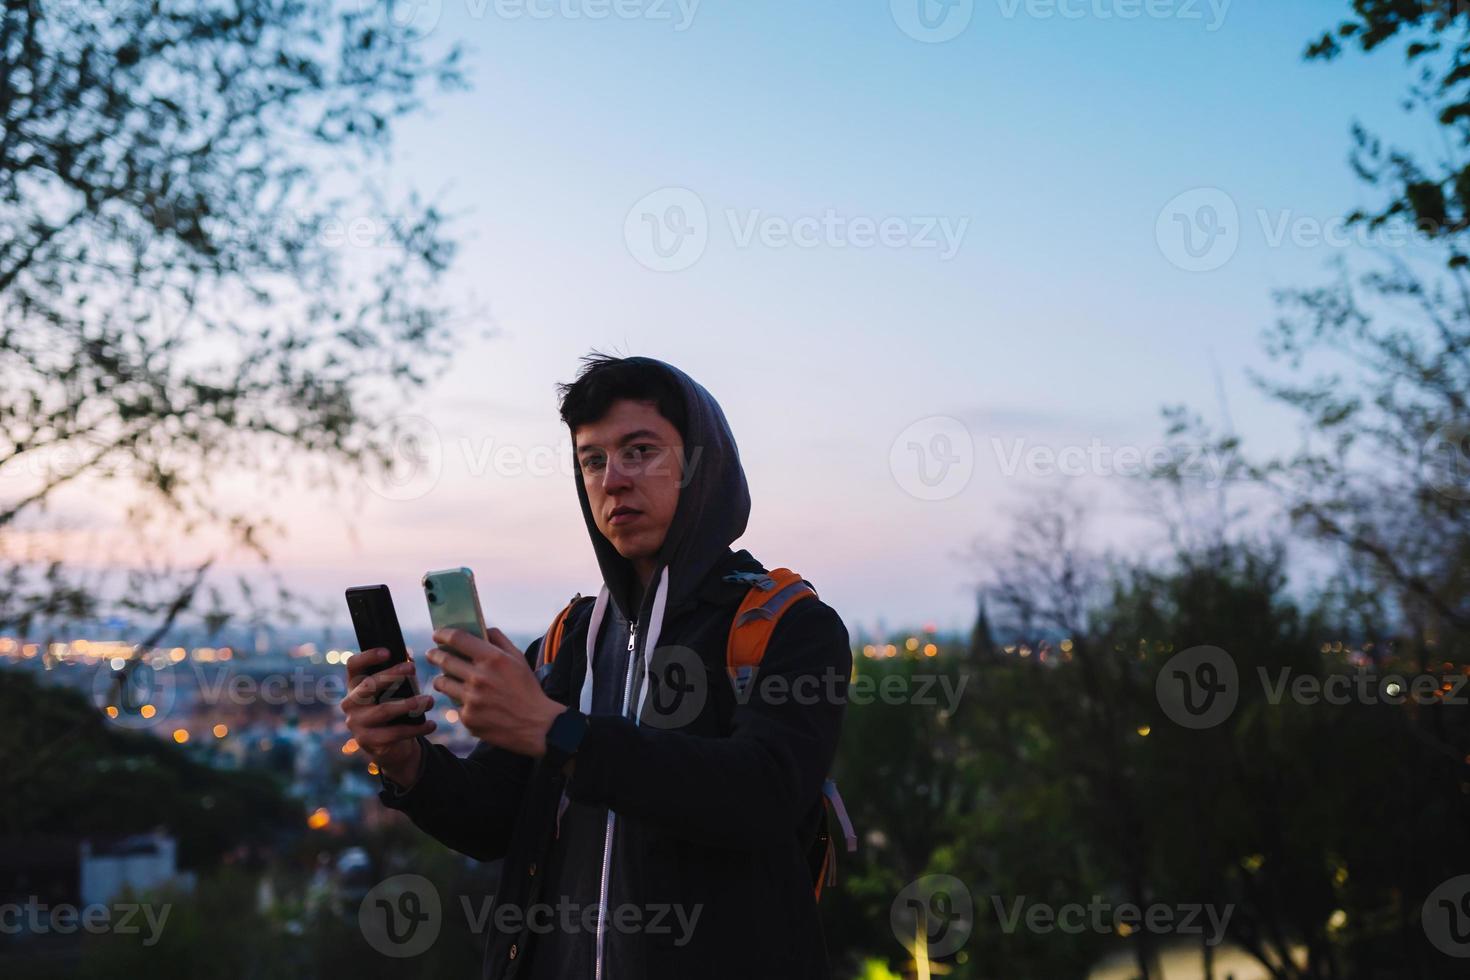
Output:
[609, 507, 641, 526]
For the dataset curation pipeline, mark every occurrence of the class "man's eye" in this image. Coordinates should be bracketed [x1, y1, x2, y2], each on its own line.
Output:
[619, 444, 657, 466]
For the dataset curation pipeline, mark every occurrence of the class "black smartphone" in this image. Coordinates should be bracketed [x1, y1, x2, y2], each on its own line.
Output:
[344, 584, 423, 725]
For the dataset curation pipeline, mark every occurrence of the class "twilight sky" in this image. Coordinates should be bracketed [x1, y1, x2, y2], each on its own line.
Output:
[28, 1, 1440, 641]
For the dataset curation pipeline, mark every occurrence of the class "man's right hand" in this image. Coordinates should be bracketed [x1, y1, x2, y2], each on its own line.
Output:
[341, 648, 436, 790]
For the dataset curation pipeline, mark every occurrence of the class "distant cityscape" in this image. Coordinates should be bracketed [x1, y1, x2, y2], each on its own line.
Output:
[0, 615, 979, 825]
[0, 608, 1003, 913]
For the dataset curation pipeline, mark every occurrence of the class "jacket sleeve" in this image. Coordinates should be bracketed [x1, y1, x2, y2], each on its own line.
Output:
[377, 634, 553, 862]
[564, 598, 852, 849]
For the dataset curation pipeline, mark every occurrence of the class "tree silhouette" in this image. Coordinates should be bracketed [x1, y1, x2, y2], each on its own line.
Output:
[0, 0, 469, 643]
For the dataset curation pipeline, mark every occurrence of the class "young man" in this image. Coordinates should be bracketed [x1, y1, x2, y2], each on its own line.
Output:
[341, 353, 852, 979]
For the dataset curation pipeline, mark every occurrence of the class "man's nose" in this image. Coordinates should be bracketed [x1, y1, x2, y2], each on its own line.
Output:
[600, 459, 634, 492]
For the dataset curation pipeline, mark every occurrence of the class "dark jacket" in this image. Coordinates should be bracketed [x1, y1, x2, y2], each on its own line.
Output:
[378, 357, 853, 979]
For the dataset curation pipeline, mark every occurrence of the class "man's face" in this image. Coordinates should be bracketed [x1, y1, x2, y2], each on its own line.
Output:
[574, 398, 685, 567]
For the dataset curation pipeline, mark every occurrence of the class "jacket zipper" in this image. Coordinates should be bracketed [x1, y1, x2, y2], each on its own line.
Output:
[594, 617, 637, 980]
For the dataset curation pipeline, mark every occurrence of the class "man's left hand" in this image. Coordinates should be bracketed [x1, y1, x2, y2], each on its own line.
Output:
[426, 627, 564, 758]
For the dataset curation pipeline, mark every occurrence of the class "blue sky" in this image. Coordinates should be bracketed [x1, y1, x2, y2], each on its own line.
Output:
[216, 1, 1439, 640]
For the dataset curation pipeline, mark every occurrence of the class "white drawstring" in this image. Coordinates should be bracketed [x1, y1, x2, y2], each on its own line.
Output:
[561, 569, 669, 843]
[562, 583, 611, 839]
[577, 585, 611, 716]
[575, 567, 669, 725]
[630, 566, 670, 726]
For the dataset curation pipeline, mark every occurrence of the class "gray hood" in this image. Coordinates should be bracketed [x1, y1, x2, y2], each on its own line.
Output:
[571, 356, 752, 628]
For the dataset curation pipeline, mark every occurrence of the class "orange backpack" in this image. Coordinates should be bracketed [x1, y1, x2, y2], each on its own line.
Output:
[533, 566, 857, 901]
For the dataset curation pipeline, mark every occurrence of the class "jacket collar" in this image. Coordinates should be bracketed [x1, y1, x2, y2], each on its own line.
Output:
[663, 547, 763, 620]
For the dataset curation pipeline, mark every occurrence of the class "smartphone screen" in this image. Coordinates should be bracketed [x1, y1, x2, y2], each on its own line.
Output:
[344, 584, 423, 725]
[422, 567, 488, 659]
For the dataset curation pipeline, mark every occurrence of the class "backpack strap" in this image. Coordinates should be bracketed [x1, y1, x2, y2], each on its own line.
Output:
[539, 591, 594, 840]
[722, 565, 857, 902]
[534, 592, 590, 682]
[723, 567, 818, 696]
[824, 778, 857, 853]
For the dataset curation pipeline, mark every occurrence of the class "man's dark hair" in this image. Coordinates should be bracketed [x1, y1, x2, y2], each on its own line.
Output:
[557, 351, 688, 442]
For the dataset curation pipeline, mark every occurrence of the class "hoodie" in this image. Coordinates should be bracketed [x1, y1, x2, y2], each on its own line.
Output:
[530, 357, 753, 979]
[379, 356, 852, 980]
